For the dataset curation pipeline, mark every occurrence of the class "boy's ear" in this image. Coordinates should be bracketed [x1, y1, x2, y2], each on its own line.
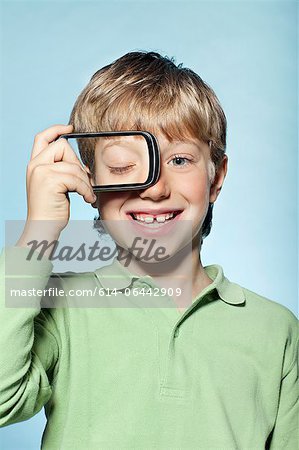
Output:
[209, 155, 228, 204]
[84, 164, 92, 175]
[84, 165, 95, 184]
[84, 165, 98, 209]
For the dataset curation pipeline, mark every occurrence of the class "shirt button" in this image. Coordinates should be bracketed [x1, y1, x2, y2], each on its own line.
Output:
[174, 328, 180, 338]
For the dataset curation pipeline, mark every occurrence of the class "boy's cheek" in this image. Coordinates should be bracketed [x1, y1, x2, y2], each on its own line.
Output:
[95, 192, 131, 219]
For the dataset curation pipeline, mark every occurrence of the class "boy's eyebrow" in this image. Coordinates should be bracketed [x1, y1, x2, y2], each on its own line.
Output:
[166, 139, 206, 150]
[97, 140, 133, 152]
[97, 139, 146, 159]
[101, 139, 123, 149]
[99, 135, 145, 149]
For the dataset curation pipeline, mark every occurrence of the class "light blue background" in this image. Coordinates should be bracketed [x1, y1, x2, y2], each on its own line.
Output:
[0, 0, 297, 448]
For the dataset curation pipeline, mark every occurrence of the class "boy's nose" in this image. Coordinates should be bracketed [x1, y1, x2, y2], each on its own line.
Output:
[139, 169, 171, 201]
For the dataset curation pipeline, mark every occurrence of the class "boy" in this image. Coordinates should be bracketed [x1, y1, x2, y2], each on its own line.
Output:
[0, 51, 298, 449]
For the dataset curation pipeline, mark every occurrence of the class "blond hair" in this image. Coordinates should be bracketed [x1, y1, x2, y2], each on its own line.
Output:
[69, 51, 227, 240]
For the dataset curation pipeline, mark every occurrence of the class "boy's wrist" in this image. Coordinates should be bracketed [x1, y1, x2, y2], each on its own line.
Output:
[16, 220, 62, 259]
[2, 245, 54, 272]
[1, 245, 54, 309]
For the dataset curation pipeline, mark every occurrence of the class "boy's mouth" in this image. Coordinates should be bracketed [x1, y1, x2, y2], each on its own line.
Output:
[127, 210, 183, 225]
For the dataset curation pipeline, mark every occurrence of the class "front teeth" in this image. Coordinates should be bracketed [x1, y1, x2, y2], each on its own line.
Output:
[134, 212, 175, 223]
[144, 216, 154, 223]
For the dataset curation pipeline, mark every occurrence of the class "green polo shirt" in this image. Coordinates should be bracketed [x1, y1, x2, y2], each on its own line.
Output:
[0, 246, 298, 449]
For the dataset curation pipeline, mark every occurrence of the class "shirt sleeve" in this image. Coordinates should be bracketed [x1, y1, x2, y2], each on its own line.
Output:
[0, 246, 59, 427]
[269, 315, 299, 449]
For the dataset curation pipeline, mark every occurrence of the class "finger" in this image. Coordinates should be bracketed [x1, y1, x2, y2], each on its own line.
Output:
[56, 172, 97, 204]
[30, 161, 92, 190]
[49, 161, 92, 187]
[29, 139, 83, 171]
[31, 124, 73, 159]
[29, 162, 96, 202]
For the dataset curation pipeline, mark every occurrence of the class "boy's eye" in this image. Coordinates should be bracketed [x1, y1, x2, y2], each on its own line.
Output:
[168, 155, 193, 167]
[108, 165, 135, 174]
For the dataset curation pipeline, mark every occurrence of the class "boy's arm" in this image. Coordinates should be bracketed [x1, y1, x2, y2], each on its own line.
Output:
[0, 124, 95, 427]
[0, 246, 59, 427]
[269, 318, 299, 449]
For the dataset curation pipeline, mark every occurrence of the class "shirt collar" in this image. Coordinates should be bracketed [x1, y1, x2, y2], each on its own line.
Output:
[203, 264, 246, 306]
[94, 259, 245, 306]
[94, 258, 139, 291]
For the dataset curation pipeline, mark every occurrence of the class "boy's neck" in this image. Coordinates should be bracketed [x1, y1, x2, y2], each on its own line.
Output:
[116, 236, 213, 311]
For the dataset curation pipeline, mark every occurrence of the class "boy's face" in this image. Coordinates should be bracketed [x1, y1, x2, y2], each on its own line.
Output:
[94, 133, 227, 254]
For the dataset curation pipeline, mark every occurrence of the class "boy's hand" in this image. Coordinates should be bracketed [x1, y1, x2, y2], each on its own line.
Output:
[17, 124, 96, 247]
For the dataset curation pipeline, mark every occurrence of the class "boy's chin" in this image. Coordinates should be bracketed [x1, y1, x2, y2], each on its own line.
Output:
[116, 240, 193, 293]
[103, 218, 194, 266]
[116, 237, 193, 265]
